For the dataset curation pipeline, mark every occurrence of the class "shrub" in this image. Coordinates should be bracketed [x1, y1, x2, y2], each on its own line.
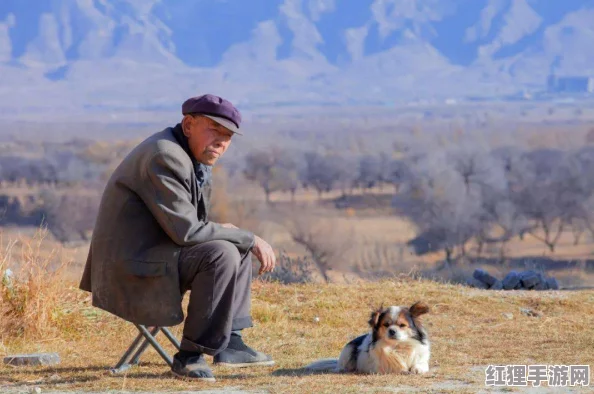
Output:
[259, 251, 317, 284]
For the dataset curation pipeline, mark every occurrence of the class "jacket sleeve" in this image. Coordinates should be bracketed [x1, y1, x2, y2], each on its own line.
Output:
[138, 149, 255, 254]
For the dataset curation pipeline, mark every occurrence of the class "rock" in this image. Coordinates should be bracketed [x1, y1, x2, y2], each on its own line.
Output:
[490, 280, 503, 290]
[502, 271, 521, 290]
[533, 273, 547, 290]
[502, 313, 514, 320]
[467, 277, 489, 289]
[3, 353, 60, 367]
[520, 270, 540, 289]
[541, 277, 551, 290]
[473, 269, 497, 287]
[2, 268, 13, 288]
[520, 308, 543, 318]
[546, 277, 559, 290]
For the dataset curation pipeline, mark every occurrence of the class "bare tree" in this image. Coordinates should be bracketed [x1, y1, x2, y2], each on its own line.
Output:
[397, 151, 485, 265]
[242, 149, 277, 203]
[54, 155, 106, 185]
[38, 188, 101, 244]
[508, 149, 567, 252]
[331, 154, 357, 197]
[275, 151, 301, 202]
[300, 152, 350, 199]
[384, 158, 411, 192]
[286, 214, 355, 282]
[242, 147, 297, 204]
[448, 145, 530, 259]
[569, 217, 587, 245]
[447, 145, 499, 194]
[565, 146, 594, 240]
[0, 157, 59, 185]
[356, 154, 382, 192]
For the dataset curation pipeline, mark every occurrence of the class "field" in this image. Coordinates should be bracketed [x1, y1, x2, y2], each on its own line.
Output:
[0, 214, 593, 393]
[1, 268, 593, 393]
[2, 103, 594, 392]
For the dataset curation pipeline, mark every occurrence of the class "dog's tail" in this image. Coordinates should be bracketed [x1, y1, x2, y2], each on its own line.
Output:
[302, 358, 339, 373]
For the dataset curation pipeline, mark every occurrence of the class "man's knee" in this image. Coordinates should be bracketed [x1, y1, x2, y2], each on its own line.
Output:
[206, 240, 242, 271]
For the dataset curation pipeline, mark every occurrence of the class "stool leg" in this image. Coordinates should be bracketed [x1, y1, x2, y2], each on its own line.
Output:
[160, 327, 181, 350]
[135, 324, 174, 367]
[110, 330, 145, 374]
[129, 326, 160, 365]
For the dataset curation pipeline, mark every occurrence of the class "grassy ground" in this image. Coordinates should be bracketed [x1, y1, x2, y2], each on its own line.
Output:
[1, 268, 593, 393]
[1, 184, 594, 392]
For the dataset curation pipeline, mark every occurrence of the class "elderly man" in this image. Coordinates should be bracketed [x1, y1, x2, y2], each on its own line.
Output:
[79, 94, 276, 381]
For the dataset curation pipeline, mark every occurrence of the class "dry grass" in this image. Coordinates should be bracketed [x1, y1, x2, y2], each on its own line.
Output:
[0, 227, 89, 274]
[1, 234, 593, 393]
[0, 228, 89, 341]
[1, 183, 594, 392]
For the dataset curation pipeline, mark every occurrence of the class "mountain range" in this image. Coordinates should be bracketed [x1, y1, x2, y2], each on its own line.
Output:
[1, 0, 593, 120]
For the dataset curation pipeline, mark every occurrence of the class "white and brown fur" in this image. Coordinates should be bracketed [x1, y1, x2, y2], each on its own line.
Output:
[304, 302, 430, 374]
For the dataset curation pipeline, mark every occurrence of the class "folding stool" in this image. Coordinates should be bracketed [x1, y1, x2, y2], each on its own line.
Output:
[110, 324, 181, 374]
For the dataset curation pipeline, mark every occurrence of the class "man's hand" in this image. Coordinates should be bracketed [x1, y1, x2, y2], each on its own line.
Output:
[251, 235, 276, 275]
[220, 223, 275, 274]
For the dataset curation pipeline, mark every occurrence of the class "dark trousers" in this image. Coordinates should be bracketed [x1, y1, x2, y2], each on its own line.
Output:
[178, 240, 253, 356]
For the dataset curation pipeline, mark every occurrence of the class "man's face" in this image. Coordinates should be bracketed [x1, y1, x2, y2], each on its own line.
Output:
[183, 115, 234, 165]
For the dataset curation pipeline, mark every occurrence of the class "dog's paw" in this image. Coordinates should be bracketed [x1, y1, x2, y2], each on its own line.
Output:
[410, 364, 429, 374]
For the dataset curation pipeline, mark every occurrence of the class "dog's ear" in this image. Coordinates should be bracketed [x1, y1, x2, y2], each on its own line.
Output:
[368, 304, 383, 327]
[409, 301, 429, 318]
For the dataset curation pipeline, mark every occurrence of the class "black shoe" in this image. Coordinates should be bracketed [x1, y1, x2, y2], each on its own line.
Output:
[171, 352, 216, 382]
[213, 333, 275, 368]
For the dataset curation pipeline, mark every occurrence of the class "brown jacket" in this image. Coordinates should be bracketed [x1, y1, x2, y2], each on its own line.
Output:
[79, 124, 255, 327]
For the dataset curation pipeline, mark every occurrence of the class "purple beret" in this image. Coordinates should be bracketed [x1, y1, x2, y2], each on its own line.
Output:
[182, 94, 242, 135]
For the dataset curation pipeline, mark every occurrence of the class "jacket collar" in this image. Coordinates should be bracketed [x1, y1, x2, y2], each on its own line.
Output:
[171, 123, 211, 188]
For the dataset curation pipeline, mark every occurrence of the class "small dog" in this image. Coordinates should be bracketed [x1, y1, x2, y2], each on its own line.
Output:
[304, 301, 431, 374]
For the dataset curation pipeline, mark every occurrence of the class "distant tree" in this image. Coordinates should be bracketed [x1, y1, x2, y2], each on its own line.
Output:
[0, 157, 59, 185]
[287, 214, 355, 283]
[490, 145, 525, 174]
[585, 127, 594, 145]
[396, 151, 485, 264]
[508, 149, 568, 252]
[242, 149, 277, 204]
[300, 152, 347, 199]
[356, 155, 382, 191]
[446, 145, 526, 258]
[38, 188, 101, 244]
[489, 145, 533, 240]
[53, 154, 106, 185]
[447, 145, 496, 194]
[242, 147, 298, 204]
[384, 158, 411, 192]
[330, 154, 357, 197]
[376, 152, 395, 190]
[555, 147, 594, 242]
[274, 150, 301, 202]
[569, 217, 587, 246]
